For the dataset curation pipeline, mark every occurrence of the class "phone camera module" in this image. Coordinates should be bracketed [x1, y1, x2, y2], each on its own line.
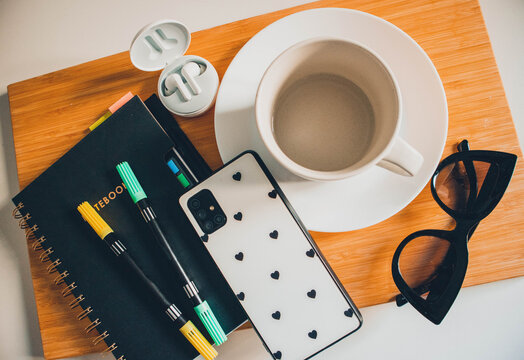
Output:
[187, 189, 227, 234]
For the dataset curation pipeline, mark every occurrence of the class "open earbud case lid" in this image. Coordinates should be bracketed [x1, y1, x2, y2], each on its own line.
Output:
[129, 19, 219, 117]
[130, 19, 191, 71]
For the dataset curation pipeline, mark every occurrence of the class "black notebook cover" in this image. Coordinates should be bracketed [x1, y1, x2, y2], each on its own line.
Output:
[12, 96, 246, 360]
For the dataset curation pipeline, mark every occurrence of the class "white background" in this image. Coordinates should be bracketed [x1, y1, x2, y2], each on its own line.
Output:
[0, 0, 522, 359]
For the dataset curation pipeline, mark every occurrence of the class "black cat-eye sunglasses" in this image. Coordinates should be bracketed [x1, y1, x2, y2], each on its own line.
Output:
[391, 140, 517, 324]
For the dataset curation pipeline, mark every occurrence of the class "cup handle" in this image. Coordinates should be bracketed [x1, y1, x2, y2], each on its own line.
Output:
[377, 137, 424, 176]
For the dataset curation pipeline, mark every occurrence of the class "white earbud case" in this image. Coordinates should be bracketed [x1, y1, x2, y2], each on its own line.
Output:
[130, 19, 219, 117]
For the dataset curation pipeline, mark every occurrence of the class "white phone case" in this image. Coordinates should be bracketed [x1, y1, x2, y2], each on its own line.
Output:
[179, 151, 362, 359]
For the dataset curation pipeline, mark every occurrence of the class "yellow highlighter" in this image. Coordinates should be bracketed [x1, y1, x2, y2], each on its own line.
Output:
[77, 202, 217, 360]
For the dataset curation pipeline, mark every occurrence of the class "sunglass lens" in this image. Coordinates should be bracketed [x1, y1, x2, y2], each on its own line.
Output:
[399, 235, 454, 300]
[435, 160, 494, 213]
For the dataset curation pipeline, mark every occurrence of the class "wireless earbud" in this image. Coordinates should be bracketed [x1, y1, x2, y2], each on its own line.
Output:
[181, 62, 203, 95]
[164, 72, 192, 101]
[164, 62, 205, 101]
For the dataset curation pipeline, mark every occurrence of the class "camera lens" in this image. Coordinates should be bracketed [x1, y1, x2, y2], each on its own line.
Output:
[204, 221, 214, 231]
[197, 209, 207, 220]
[189, 198, 200, 210]
[213, 214, 225, 225]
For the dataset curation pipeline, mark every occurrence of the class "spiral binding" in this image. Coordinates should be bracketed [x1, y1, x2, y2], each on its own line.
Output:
[78, 306, 93, 320]
[32, 236, 46, 251]
[104, 343, 118, 352]
[93, 331, 109, 345]
[13, 202, 125, 358]
[85, 318, 101, 333]
[47, 259, 61, 274]
[69, 294, 85, 309]
[39, 247, 54, 262]
[54, 270, 69, 286]
[61, 282, 77, 297]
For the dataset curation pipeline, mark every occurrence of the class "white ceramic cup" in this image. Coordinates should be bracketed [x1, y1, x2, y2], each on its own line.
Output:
[255, 37, 424, 181]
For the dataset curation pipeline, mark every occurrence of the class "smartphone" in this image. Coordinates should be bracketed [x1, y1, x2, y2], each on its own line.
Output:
[179, 151, 362, 359]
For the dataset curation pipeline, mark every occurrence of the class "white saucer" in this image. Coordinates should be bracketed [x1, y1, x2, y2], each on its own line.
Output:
[214, 8, 448, 232]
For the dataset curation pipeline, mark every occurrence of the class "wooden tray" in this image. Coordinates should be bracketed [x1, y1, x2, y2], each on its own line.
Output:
[7, 0, 524, 358]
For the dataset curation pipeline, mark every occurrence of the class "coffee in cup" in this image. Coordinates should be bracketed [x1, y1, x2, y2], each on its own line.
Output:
[255, 37, 423, 181]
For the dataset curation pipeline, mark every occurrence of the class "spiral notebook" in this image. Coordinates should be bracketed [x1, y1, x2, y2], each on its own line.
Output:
[12, 95, 246, 360]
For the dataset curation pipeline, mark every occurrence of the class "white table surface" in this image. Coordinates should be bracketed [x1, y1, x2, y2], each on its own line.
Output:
[0, 1, 522, 359]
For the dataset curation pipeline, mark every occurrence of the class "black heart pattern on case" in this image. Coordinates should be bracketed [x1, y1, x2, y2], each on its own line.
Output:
[272, 311, 281, 320]
[273, 351, 282, 359]
[234, 212, 243, 221]
[307, 290, 316, 299]
[232, 172, 242, 181]
[308, 330, 317, 339]
[344, 308, 354, 317]
[200, 234, 208, 243]
[235, 252, 244, 261]
[236, 292, 245, 301]
[268, 189, 277, 199]
[270, 230, 278, 239]
[270, 271, 280, 280]
[306, 249, 315, 258]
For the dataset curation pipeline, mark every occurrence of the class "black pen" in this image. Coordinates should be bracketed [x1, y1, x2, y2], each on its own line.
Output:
[144, 95, 212, 181]
[116, 162, 227, 345]
[77, 202, 217, 360]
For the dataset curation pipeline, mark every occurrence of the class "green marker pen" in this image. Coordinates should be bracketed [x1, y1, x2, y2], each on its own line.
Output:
[116, 161, 227, 345]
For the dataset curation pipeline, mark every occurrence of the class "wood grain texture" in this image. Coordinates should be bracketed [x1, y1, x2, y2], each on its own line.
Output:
[7, 0, 524, 358]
